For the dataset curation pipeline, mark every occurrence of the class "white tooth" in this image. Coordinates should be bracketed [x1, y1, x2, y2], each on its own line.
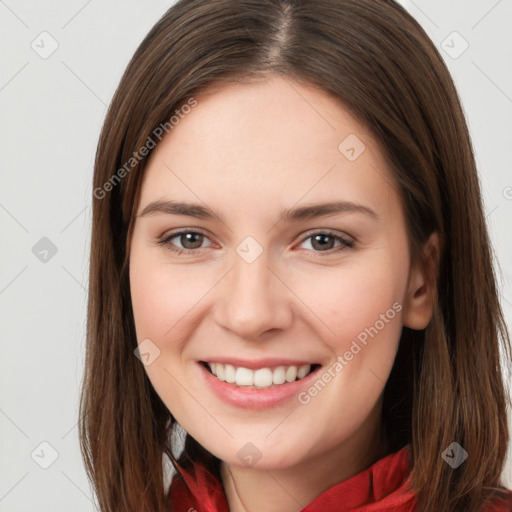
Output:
[285, 365, 298, 382]
[224, 364, 236, 383]
[272, 366, 286, 385]
[254, 368, 273, 387]
[235, 367, 254, 386]
[297, 364, 311, 379]
[216, 364, 226, 381]
[211, 363, 312, 386]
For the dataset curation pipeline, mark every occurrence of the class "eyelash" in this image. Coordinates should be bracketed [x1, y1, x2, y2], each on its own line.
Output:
[157, 228, 355, 256]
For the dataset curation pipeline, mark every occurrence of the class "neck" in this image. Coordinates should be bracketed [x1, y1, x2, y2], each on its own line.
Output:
[220, 405, 389, 512]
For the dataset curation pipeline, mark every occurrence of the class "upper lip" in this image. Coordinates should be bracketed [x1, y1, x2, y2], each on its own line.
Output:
[200, 358, 319, 370]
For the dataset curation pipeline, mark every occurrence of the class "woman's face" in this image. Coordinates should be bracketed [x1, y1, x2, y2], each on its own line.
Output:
[129, 75, 430, 470]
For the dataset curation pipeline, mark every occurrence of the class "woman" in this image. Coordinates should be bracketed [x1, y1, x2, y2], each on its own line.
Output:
[79, 0, 512, 511]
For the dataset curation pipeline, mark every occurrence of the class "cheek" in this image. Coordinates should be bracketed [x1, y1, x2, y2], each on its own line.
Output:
[129, 248, 204, 414]
[288, 256, 406, 353]
[129, 251, 208, 343]
[283, 260, 405, 442]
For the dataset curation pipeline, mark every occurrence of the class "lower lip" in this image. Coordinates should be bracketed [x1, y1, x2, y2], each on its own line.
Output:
[198, 362, 322, 409]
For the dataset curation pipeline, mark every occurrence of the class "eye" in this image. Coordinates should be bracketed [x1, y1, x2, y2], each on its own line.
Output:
[157, 229, 354, 256]
[296, 230, 354, 254]
[158, 230, 213, 255]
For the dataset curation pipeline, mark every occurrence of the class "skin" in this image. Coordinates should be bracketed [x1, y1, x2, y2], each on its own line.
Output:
[129, 74, 439, 512]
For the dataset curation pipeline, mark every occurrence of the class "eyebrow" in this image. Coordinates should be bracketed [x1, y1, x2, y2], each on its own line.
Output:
[138, 199, 378, 222]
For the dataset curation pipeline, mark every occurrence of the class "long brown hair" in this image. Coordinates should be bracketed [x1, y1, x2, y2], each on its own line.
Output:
[79, 0, 512, 510]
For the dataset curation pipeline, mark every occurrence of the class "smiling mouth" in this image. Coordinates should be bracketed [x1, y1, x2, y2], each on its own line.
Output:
[201, 361, 321, 389]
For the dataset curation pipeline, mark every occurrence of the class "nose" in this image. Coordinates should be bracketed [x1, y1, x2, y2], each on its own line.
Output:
[213, 247, 293, 340]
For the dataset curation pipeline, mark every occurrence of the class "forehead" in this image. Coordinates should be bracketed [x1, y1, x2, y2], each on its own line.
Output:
[137, 75, 400, 224]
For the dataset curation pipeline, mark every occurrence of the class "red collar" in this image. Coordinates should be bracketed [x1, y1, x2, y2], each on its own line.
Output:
[168, 445, 418, 511]
[168, 445, 512, 511]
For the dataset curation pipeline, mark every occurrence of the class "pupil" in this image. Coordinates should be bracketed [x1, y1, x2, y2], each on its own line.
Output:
[182, 233, 203, 249]
[312, 234, 334, 251]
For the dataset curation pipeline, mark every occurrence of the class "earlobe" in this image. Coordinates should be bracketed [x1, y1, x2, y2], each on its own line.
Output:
[403, 232, 440, 331]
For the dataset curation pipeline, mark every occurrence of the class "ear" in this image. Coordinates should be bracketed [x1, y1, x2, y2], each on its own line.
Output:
[403, 232, 440, 330]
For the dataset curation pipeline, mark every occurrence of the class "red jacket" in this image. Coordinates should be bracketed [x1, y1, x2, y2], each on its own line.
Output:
[168, 445, 512, 511]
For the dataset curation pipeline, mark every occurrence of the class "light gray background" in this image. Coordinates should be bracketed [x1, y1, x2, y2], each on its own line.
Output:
[1, 1, 511, 510]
